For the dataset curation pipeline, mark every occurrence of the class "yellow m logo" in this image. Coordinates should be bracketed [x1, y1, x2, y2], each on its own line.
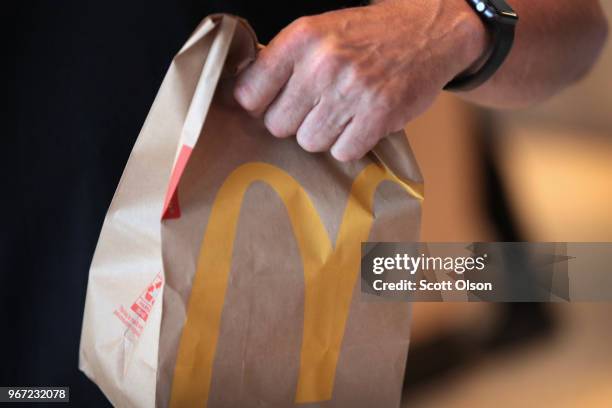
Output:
[170, 161, 422, 407]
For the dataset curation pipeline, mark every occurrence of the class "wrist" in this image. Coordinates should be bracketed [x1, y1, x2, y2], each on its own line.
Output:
[444, 0, 491, 81]
[373, 0, 490, 86]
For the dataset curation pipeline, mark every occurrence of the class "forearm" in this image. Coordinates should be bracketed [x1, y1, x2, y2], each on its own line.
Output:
[377, 0, 609, 108]
[460, 0, 608, 108]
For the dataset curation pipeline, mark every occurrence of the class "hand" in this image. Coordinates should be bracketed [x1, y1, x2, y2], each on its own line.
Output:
[233, 0, 487, 161]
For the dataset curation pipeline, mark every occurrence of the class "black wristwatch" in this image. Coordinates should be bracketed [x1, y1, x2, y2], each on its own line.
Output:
[444, 0, 518, 91]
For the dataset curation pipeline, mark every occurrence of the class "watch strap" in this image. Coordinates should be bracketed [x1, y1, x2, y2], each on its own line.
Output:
[444, 0, 517, 91]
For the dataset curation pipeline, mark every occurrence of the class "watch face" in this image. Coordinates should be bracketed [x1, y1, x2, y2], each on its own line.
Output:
[488, 0, 519, 24]
[469, 0, 518, 25]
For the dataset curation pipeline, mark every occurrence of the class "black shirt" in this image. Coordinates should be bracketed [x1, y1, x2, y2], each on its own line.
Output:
[5, 1, 362, 405]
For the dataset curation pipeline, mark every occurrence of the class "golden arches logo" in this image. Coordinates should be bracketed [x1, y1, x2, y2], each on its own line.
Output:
[170, 162, 422, 407]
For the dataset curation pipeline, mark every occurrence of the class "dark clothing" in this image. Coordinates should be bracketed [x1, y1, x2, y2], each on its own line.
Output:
[5, 1, 362, 405]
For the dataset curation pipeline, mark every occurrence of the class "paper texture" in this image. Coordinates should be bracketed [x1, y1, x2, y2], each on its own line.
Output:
[79, 14, 424, 408]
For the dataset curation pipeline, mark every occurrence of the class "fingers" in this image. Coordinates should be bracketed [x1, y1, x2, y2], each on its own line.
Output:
[233, 42, 294, 117]
[330, 114, 386, 162]
[263, 73, 317, 138]
[233, 14, 399, 161]
[234, 16, 323, 119]
[296, 96, 353, 152]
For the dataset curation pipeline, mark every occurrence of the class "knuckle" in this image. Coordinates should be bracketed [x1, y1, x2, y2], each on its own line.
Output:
[264, 111, 291, 138]
[288, 16, 321, 44]
[350, 134, 371, 154]
[311, 39, 346, 82]
[296, 130, 324, 153]
[234, 82, 260, 112]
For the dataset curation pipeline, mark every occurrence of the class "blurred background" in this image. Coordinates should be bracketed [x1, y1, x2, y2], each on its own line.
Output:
[402, 1, 612, 406]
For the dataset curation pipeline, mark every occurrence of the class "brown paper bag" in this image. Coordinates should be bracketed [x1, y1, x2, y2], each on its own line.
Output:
[79, 14, 424, 408]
